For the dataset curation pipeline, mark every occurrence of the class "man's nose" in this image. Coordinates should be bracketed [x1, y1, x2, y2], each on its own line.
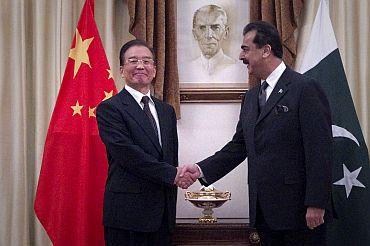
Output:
[239, 51, 245, 60]
[135, 62, 145, 69]
[205, 26, 214, 38]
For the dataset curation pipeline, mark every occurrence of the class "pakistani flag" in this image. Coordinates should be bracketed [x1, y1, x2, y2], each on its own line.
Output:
[298, 0, 370, 244]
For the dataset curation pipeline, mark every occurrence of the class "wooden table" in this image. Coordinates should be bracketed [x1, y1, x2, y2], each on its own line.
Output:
[172, 218, 261, 246]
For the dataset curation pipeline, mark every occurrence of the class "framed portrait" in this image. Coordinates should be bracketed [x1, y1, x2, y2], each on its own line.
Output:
[177, 0, 250, 102]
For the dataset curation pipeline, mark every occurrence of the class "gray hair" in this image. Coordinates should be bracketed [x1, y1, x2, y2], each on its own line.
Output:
[192, 5, 228, 28]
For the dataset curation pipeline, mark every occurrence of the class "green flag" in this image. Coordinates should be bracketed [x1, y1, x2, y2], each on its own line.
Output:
[298, 0, 370, 244]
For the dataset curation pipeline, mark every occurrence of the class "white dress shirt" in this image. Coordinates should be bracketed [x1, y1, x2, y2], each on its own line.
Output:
[181, 49, 247, 83]
[125, 85, 162, 146]
[199, 49, 234, 75]
[262, 61, 286, 101]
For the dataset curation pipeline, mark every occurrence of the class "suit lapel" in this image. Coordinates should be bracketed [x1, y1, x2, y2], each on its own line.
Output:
[244, 87, 260, 126]
[154, 98, 170, 156]
[119, 89, 162, 153]
[256, 69, 291, 125]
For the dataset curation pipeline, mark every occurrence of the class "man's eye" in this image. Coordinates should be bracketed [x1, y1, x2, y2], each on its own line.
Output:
[211, 25, 220, 31]
[142, 60, 150, 65]
[129, 59, 138, 64]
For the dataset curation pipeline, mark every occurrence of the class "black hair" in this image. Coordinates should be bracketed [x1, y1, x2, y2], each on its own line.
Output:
[242, 21, 283, 59]
[119, 39, 156, 66]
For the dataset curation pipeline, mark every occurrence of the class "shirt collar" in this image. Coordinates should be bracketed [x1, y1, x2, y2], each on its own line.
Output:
[261, 61, 286, 89]
[200, 49, 225, 74]
[125, 85, 154, 106]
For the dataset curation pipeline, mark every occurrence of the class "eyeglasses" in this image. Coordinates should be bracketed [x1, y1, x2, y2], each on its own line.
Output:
[125, 58, 154, 66]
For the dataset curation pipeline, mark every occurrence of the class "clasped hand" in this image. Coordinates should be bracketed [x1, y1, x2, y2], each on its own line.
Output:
[174, 164, 201, 189]
[306, 207, 325, 229]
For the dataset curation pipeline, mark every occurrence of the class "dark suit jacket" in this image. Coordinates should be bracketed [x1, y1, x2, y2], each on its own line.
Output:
[198, 68, 333, 230]
[96, 88, 178, 233]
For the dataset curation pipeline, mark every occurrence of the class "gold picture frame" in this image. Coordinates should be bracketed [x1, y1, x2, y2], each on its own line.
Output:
[180, 83, 248, 103]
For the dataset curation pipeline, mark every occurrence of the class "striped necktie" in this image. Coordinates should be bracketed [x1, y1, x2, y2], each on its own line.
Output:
[258, 81, 268, 111]
[141, 96, 158, 138]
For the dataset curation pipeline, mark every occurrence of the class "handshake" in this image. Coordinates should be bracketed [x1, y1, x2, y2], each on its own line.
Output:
[174, 164, 202, 189]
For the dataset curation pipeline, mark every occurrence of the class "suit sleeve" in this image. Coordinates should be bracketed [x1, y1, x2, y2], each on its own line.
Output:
[197, 95, 248, 185]
[96, 101, 177, 187]
[299, 79, 333, 208]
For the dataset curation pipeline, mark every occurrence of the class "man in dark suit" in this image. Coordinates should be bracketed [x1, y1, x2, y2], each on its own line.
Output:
[178, 21, 333, 246]
[97, 39, 188, 246]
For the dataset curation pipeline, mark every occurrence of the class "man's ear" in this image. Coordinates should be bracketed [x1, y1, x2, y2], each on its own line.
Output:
[152, 65, 157, 78]
[119, 66, 125, 78]
[223, 25, 230, 40]
[262, 44, 272, 58]
[192, 29, 198, 40]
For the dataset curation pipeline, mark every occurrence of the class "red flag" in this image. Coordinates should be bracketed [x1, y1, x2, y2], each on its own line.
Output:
[34, 0, 116, 245]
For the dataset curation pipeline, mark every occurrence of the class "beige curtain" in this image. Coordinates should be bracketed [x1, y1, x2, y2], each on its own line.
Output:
[249, 0, 304, 88]
[0, 0, 369, 245]
[0, 0, 132, 245]
[127, 0, 180, 118]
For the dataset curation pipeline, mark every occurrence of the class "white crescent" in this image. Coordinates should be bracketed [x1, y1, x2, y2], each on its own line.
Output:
[332, 125, 360, 147]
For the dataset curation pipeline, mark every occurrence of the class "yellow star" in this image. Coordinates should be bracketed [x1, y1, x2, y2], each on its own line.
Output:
[71, 101, 83, 116]
[103, 90, 113, 101]
[88, 106, 96, 118]
[107, 69, 113, 80]
[68, 29, 94, 78]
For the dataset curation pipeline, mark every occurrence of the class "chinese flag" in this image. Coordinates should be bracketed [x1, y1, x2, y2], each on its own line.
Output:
[34, 0, 116, 245]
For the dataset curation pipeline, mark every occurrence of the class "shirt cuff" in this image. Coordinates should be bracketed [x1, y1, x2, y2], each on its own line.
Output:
[194, 164, 204, 178]
[195, 164, 208, 184]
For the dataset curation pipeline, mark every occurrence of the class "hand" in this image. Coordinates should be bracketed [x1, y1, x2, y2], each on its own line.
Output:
[179, 164, 201, 184]
[306, 207, 325, 229]
[174, 166, 194, 189]
[174, 164, 201, 189]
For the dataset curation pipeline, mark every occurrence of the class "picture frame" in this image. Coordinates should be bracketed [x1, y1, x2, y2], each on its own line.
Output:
[177, 0, 249, 103]
[180, 83, 247, 103]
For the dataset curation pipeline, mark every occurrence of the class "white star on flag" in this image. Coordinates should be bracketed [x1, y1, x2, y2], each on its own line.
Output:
[334, 164, 365, 198]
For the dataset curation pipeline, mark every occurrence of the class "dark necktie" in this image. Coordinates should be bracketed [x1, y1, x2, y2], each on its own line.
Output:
[258, 81, 268, 111]
[141, 96, 159, 138]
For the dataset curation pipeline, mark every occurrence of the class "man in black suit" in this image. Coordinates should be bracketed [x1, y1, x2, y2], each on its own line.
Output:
[178, 21, 333, 246]
[97, 39, 189, 246]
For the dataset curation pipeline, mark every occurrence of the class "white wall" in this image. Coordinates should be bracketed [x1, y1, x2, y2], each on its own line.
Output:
[174, 0, 250, 219]
[176, 103, 249, 219]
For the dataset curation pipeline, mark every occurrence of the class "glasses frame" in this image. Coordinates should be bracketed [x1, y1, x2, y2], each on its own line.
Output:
[125, 57, 155, 67]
